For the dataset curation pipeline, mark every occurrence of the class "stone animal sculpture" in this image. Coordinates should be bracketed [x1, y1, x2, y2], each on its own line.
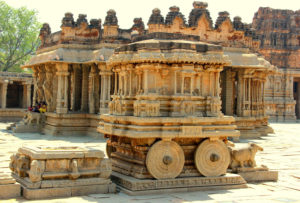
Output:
[23, 112, 42, 125]
[229, 143, 263, 170]
[9, 153, 30, 177]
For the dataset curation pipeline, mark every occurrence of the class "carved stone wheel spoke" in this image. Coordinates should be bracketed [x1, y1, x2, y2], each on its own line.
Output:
[194, 139, 230, 177]
[146, 140, 185, 180]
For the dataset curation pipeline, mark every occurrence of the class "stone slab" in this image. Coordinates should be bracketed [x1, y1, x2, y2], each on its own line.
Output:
[13, 124, 41, 133]
[120, 183, 248, 196]
[23, 183, 116, 200]
[111, 172, 247, 195]
[18, 145, 105, 159]
[0, 183, 21, 199]
[238, 170, 278, 182]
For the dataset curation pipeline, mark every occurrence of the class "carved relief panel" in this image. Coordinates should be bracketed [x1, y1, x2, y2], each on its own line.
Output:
[134, 101, 160, 117]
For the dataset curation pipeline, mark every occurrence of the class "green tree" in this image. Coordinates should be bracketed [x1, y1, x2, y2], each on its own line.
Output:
[0, 1, 40, 72]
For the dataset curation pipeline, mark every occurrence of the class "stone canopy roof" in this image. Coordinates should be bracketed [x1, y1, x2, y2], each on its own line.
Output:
[109, 38, 230, 65]
[23, 44, 117, 67]
[223, 47, 275, 70]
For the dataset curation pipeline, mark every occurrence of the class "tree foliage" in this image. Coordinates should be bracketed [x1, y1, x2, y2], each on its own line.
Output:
[0, 1, 40, 72]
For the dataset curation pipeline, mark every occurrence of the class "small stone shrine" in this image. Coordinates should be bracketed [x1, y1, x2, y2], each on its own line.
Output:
[10, 146, 115, 199]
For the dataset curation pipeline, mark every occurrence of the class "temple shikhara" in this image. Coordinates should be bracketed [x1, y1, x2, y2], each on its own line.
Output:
[0, 1, 298, 198]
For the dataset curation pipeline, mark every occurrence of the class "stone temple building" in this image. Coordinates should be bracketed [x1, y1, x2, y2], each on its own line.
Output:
[0, 72, 33, 121]
[252, 7, 300, 121]
[21, 2, 299, 138]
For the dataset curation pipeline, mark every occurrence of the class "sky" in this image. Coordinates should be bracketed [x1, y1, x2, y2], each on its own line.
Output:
[3, 0, 299, 32]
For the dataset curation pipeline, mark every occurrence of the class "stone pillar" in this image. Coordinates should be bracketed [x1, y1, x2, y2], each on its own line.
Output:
[88, 65, 98, 114]
[225, 70, 234, 115]
[1, 81, 8, 109]
[70, 66, 76, 111]
[144, 69, 148, 94]
[237, 71, 244, 117]
[56, 63, 69, 114]
[26, 84, 32, 108]
[209, 71, 214, 96]
[99, 64, 111, 114]
[114, 71, 117, 95]
[215, 70, 220, 97]
[174, 70, 177, 94]
[297, 82, 300, 118]
[81, 65, 89, 112]
[32, 67, 39, 106]
[181, 75, 184, 95]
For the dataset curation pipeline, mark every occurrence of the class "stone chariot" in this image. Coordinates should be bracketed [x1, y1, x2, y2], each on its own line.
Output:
[98, 38, 241, 184]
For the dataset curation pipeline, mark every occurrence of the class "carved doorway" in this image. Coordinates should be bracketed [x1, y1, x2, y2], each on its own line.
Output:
[6, 82, 23, 108]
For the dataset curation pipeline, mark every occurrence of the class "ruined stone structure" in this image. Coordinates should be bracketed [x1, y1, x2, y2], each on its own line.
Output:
[10, 146, 115, 199]
[0, 72, 33, 121]
[252, 7, 300, 120]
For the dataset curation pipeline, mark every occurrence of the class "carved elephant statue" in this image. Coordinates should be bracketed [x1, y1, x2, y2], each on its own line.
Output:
[229, 143, 263, 170]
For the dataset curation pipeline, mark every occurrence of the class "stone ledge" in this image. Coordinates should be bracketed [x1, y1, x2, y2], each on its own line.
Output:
[23, 183, 116, 200]
[111, 172, 247, 195]
[238, 170, 278, 182]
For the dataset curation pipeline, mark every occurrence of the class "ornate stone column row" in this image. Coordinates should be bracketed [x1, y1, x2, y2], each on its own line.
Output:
[236, 69, 266, 117]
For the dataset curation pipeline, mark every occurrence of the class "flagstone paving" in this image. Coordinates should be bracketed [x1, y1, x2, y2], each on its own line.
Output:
[0, 122, 299, 202]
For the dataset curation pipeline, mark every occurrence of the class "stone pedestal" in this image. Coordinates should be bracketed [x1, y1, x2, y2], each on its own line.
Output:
[10, 146, 115, 200]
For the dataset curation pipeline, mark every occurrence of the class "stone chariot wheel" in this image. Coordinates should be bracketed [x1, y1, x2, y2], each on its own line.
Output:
[194, 139, 230, 177]
[146, 140, 185, 179]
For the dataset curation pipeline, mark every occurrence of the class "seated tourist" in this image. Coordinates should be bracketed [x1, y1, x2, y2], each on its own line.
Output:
[39, 104, 47, 113]
[32, 106, 40, 113]
[27, 106, 33, 111]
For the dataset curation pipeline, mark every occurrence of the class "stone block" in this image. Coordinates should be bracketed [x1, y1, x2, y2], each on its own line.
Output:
[0, 183, 21, 199]
[238, 170, 278, 182]
[23, 186, 71, 200]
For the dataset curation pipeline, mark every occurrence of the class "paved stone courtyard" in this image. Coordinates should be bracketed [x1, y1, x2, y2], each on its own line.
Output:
[0, 122, 300, 202]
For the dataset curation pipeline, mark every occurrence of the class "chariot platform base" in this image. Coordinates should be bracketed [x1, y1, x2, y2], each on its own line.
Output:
[111, 172, 247, 196]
